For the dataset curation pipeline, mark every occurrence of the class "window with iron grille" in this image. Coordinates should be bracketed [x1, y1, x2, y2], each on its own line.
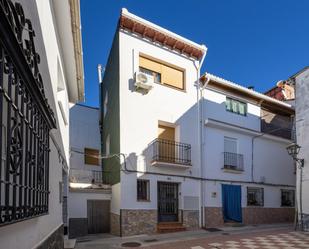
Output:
[137, 179, 150, 201]
[281, 189, 295, 207]
[247, 187, 264, 206]
[0, 0, 56, 226]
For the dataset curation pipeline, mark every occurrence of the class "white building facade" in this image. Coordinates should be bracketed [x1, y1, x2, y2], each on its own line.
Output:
[101, 9, 295, 236]
[68, 104, 111, 238]
[0, 0, 84, 248]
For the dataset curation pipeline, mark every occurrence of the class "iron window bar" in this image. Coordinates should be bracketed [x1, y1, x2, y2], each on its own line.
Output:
[150, 138, 191, 166]
[223, 152, 244, 171]
[0, 0, 56, 226]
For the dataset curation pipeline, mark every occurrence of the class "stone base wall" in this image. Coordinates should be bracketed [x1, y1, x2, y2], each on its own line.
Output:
[205, 207, 294, 228]
[243, 207, 294, 224]
[205, 207, 224, 228]
[36, 224, 64, 249]
[110, 212, 121, 236]
[68, 218, 88, 239]
[121, 209, 157, 236]
[182, 210, 199, 229]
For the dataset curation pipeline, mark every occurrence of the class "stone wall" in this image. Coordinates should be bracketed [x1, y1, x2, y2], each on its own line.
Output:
[182, 210, 199, 229]
[205, 207, 224, 228]
[205, 207, 294, 228]
[242, 207, 294, 224]
[110, 212, 121, 236]
[36, 224, 64, 249]
[121, 209, 157, 236]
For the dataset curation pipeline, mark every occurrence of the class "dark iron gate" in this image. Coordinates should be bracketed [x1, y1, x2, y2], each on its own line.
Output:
[0, 0, 56, 226]
[158, 182, 179, 222]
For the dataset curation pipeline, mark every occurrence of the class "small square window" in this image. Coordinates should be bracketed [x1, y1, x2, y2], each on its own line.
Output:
[137, 179, 150, 201]
[84, 148, 99, 165]
[247, 187, 264, 206]
[281, 189, 295, 207]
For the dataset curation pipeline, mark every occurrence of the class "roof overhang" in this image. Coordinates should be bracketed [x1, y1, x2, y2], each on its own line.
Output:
[52, 0, 85, 102]
[119, 8, 207, 60]
[201, 73, 295, 116]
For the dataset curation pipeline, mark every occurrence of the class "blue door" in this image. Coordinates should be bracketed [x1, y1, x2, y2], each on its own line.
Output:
[222, 184, 242, 222]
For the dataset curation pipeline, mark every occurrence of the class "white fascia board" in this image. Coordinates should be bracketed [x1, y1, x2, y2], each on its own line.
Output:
[121, 8, 207, 53]
[205, 73, 294, 109]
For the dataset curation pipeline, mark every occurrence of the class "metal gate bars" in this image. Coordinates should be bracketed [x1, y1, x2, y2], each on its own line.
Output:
[0, 0, 56, 226]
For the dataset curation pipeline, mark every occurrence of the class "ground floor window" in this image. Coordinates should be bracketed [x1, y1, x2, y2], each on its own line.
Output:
[137, 179, 150, 201]
[247, 187, 264, 206]
[281, 189, 295, 207]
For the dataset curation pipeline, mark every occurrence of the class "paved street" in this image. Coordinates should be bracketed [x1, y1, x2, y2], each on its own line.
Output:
[74, 224, 309, 249]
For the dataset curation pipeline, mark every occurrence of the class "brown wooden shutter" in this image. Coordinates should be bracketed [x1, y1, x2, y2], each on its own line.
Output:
[84, 148, 99, 165]
[162, 65, 184, 89]
[139, 56, 162, 73]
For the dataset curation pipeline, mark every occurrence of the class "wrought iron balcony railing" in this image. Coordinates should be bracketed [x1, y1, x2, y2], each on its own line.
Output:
[150, 138, 191, 166]
[69, 169, 110, 184]
[223, 152, 244, 171]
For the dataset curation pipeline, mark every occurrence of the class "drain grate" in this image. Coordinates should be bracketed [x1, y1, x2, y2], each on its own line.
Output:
[121, 242, 142, 247]
[204, 228, 222, 232]
[144, 239, 158, 243]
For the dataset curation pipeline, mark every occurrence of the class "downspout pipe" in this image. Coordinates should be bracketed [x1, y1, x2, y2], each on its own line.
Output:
[193, 46, 207, 228]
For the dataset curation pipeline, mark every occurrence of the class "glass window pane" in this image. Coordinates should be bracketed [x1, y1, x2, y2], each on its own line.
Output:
[226, 98, 231, 111]
[239, 103, 246, 115]
[232, 100, 238, 113]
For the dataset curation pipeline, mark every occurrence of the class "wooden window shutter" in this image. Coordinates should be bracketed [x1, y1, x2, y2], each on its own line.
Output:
[161, 64, 184, 89]
[84, 148, 99, 165]
[139, 56, 162, 73]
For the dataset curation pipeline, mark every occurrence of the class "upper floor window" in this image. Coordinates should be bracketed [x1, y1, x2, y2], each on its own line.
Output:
[281, 189, 295, 207]
[139, 55, 184, 90]
[226, 97, 247, 116]
[247, 187, 264, 206]
[84, 148, 100, 166]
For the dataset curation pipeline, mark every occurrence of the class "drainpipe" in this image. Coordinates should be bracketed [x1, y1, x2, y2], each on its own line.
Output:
[193, 46, 207, 228]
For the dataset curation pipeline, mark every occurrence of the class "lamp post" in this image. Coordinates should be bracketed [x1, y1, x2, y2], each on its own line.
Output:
[286, 143, 304, 230]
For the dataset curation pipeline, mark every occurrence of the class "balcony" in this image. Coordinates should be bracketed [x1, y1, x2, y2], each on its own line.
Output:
[223, 152, 244, 172]
[69, 169, 111, 190]
[261, 121, 293, 140]
[150, 138, 191, 168]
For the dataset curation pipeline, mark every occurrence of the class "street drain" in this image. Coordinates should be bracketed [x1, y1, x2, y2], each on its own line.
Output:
[121, 242, 142, 247]
[144, 239, 158, 243]
[221, 232, 230, 235]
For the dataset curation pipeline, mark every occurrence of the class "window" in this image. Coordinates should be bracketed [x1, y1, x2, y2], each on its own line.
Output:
[226, 97, 247, 116]
[281, 189, 295, 207]
[247, 187, 264, 206]
[137, 180, 150, 201]
[84, 148, 100, 165]
[104, 91, 108, 118]
[139, 55, 184, 90]
[224, 137, 237, 154]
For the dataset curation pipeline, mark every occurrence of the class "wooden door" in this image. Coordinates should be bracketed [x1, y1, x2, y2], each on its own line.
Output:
[87, 200, 110, 234]
[158, 125, 175, 162]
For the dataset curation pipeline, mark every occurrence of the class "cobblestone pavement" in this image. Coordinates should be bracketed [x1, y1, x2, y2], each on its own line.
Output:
[140, 229, 309, 249]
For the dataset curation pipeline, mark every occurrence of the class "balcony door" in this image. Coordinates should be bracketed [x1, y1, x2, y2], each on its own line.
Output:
[158, 124, 175, 163]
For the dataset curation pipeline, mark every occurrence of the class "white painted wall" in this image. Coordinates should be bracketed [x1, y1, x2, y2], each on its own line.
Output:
[118, 30, 202, 210]
[68, 191, 111, 218]
[294, 69, 309, 216]
[69, 104, 101, 171]
[0, 0, 75, 248]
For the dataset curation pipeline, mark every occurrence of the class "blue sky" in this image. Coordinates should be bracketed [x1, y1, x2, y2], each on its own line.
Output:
[80, 0, 308, 107]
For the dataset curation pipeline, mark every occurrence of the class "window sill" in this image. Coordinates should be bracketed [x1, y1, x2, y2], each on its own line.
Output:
[154, 81, 186, 93]
[137, 199, 151, 202]
[222, 168, 244, 174]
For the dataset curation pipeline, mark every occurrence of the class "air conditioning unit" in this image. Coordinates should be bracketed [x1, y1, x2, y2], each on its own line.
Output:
[134, 72, 154, 92]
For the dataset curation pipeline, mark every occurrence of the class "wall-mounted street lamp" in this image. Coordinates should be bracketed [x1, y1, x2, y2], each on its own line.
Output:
[286, 143, 304, 167]
[286, 142, 304, 231]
